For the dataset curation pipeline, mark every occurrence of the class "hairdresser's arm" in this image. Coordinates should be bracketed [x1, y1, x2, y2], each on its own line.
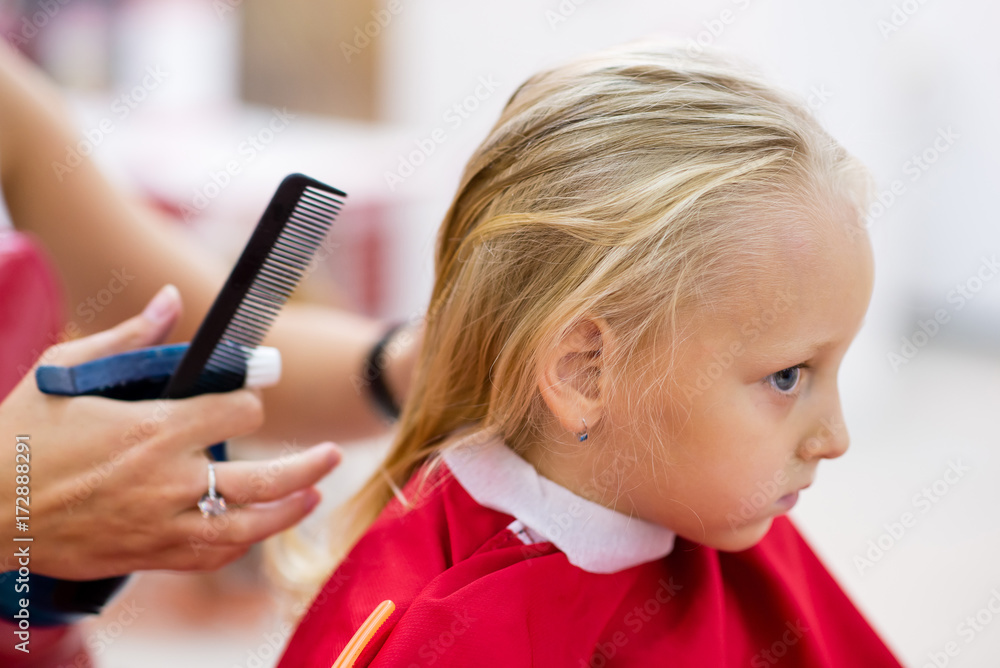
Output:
[0, 42, 416, 443]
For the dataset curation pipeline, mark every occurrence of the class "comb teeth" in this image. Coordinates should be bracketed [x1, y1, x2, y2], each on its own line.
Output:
[163, 175, 346, 399]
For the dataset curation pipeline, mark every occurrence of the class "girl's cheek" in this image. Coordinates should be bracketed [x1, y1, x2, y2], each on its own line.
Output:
[753, 387, 798, 414]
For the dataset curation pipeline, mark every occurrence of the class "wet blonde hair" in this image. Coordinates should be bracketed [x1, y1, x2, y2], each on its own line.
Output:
[273, 40, 872, 594]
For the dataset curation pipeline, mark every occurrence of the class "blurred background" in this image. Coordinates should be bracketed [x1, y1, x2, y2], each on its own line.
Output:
[1, 0, 997, 665]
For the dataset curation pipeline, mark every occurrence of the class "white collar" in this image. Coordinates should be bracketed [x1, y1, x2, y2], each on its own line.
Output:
[441, 430, 675, 574]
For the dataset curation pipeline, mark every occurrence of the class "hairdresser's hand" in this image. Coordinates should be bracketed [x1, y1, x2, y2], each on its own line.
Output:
[0, 285, 341, 580]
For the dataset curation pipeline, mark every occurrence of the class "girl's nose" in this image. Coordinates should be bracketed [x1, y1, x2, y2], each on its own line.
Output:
[798, 413, 850, 462]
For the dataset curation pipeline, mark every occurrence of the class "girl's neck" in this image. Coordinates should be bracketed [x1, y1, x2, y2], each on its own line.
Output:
[519, 429, 630, 513]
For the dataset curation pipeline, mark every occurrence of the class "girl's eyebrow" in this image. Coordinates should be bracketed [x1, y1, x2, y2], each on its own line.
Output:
[799, 317, 869, 359]
[753, 314, 868, 364]
[747, 336, 833, 367]
[794, 338, 832, 359]
[767, 321, 866, 363]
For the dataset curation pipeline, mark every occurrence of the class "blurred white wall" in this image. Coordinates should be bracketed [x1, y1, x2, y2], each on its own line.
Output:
[375, 0, 1000, 346]
[59, 1, 1000, 343]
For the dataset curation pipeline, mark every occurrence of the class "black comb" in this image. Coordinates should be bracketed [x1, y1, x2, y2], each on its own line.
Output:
[161, 173, 345, 458]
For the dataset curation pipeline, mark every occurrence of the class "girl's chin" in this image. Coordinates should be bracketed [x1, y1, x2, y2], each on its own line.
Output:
[688, 517, 775, 553]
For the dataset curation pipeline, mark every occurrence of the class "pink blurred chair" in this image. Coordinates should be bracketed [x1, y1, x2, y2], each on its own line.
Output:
[0, 229, 64, 400]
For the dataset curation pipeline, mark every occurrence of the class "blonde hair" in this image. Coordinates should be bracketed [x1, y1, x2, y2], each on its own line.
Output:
[273, 40, 872, 595]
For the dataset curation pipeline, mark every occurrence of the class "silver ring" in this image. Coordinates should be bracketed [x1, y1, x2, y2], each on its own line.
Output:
[198, 461, 227, 518]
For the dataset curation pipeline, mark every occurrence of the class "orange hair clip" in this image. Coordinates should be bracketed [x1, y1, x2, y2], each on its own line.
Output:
[331, 600, 396, 668]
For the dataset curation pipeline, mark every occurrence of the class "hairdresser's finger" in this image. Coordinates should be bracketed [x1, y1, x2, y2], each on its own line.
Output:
[176, 488, 322, 549]
[44, 284, 182, 367]
[214, 442, 341, 504]
[165, 389, 266, 450]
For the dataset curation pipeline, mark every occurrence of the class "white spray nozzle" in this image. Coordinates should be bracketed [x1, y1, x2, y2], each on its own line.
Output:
[245, 346, 282, 388]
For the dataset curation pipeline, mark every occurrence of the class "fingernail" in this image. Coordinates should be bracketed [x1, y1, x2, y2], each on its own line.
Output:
[315, 442, 341, 468]
[303, 488, 321, 512]
[142, 285, 180, 325]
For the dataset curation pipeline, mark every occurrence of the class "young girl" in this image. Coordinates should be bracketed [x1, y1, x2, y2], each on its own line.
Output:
[277, 41, 903, 666]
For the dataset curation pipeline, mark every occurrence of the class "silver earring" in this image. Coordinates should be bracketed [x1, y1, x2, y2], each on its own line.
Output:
[577, 417, 588, 442]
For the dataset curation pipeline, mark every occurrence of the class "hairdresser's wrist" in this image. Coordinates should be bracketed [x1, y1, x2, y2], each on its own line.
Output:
[383, 320, 419, 415]
[363, 318, 422, 421]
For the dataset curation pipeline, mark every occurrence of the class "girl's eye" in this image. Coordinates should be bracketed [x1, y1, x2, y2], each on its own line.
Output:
[767, 365, 804, 395]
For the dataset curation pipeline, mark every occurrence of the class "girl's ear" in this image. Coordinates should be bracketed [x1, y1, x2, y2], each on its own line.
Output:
[536, 316, 615, 438]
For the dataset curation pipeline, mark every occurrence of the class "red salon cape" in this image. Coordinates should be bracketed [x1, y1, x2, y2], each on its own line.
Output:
[279, 431, 902, 667]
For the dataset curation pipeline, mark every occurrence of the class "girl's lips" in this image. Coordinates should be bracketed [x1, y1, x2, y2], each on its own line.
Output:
[775, 491, 799, 511]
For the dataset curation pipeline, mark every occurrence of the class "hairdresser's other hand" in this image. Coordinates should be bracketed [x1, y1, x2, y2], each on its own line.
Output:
[0, 285, 340, 580]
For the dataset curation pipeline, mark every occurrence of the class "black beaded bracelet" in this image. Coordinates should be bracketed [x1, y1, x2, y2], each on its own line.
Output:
[363, 322, 406, 421]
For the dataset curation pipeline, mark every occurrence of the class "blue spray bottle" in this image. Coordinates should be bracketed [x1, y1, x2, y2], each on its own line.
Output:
[2, 172, 346, 628]
[1, 342, 280, 626]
